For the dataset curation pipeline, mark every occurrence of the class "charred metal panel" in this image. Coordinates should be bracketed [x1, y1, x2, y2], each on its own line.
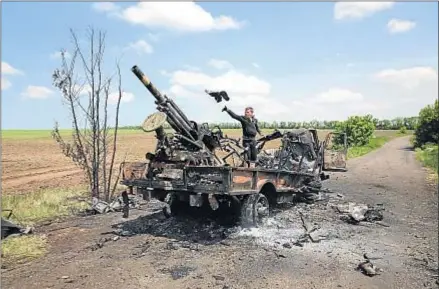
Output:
[122, 162, 148, 181]
[185, 166, 230, 193]
[255, 171, 278, 191]
[324, 150, 347, 169]
[274, 172, 293, 190]
[232, 170, 254, 190]
[150, 180, 186, 190]
[323, 132, 348, 171]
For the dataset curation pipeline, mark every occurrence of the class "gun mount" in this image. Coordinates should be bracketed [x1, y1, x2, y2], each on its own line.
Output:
[132, 65, 228, 166]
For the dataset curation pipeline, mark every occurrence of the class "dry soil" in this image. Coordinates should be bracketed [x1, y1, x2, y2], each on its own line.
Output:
[2, 136, 438, 289]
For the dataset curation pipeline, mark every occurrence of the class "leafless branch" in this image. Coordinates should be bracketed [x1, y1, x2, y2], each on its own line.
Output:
[51, 27, 124, 202]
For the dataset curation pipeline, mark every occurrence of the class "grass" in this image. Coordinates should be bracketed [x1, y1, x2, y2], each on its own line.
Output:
[415, 144, 438, 181]
[345, 130, 411, 159]
[1, 187, 89, 226]
[1, 235, 48, 264]
[1, 188, 90, 264]
[347, 136, 392, 159]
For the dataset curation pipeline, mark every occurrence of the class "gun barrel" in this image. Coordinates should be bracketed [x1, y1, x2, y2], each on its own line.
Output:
[131, 65, 166, 104]
[131, 65, 197, 142]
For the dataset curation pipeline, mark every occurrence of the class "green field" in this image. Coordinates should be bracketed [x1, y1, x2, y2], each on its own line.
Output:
[1, 129, 143, 140]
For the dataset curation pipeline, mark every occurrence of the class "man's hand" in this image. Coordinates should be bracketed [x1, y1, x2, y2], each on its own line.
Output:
[222, 105, 228, 112]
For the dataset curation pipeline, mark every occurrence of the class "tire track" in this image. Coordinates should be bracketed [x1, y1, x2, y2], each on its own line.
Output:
[2, 166, 79, 181]
[2, 168, 83, 190]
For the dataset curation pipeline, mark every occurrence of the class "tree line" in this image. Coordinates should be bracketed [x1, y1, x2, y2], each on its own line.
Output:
[119, 116, 419, 131]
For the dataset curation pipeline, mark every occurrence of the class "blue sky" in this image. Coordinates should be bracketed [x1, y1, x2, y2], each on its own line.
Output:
[1, 2, 438, 129]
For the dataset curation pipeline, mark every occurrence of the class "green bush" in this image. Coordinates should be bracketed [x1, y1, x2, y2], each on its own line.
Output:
[335, 114, 375, 147]
[399, 126, 407, 134]
[414, 100, 439, 147]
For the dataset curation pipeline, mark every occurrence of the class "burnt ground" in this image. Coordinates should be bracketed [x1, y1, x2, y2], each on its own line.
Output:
[2, 136, 438, 289]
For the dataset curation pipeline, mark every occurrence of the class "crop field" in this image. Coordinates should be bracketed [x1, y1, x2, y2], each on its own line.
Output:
[1, 129, 401, 195]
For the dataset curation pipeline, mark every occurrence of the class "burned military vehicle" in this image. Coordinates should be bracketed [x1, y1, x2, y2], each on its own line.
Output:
[120, 65, 347, 226]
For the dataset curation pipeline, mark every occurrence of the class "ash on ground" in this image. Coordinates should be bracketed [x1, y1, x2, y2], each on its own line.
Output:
[111, 193, 388, 259]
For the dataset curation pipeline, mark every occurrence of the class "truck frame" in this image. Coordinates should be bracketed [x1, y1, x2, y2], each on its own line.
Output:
[120, 129, 348, 226]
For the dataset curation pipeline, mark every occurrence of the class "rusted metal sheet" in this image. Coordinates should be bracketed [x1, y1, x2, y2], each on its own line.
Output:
[255, 172, 277, 190]
[324, 150, 347, 169]
[122, 162, 148, 181]
[232, 170, 253, 190]
[323, 132, 348, 171]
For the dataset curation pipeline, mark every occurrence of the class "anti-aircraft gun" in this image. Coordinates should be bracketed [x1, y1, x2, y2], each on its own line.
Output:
[120, 66, 348, 227]
[131, 65, 226, 167]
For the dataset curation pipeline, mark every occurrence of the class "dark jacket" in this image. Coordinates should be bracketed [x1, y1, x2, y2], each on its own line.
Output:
[226, 109, 262, 139]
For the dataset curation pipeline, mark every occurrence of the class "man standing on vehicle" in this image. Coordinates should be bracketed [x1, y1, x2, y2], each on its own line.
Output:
[222, 106, 264, 168]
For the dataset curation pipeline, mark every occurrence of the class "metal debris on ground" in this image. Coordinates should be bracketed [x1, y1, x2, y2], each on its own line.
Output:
[336, 202, 384, 224]
[91, 193, 140, 214]
[1, 214, 33, 239]
[357, 254, 384, 277]
[291, 211, 327, 246]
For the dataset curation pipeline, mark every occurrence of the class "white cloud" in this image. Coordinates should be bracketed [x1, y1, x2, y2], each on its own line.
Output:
[108, 91, 135, 105]
[2, 78, 11, 90]
[282, 88, 381, 121]
[207, 59, 234, 70]
[169, 69, 271, 96]
[92, 2, 119, 13]
[95, 2, 245, 32]
[313, 88, 363, 104]
[334, 2, 394, 20]
[387, 19, 416, 34]
[374, 66, 438, 89]
[252, 63, 260, 69]
[126, 40, 153, 55]
[21, 86, 54, 99]
[161, 65, 288, 121]
[2, 62, 23, 75]
[50, 51, 71, 60]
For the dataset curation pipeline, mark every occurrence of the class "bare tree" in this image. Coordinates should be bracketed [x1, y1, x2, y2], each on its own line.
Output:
[51, 27, 124, 202]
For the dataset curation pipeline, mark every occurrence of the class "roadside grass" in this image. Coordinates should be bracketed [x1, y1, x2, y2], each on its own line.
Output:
[1, 235, 48, 264]
[415, 144, 438, 182]
[347, 136, 389, 159]
[1, 187, 89, 226]
[346, 130, 408, 159]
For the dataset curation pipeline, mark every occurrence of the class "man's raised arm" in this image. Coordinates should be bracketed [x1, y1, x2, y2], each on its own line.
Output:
[222, 106, 244, 122]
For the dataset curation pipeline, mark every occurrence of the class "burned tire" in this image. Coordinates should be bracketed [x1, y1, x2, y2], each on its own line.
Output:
[240, 194, 270, 227]
[163, 193, 185, 218]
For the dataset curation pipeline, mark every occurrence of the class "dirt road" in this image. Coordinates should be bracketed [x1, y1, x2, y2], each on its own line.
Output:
[2, 136, 438, 289]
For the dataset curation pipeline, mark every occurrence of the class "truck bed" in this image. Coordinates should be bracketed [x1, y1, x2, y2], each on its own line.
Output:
[121, 162, 319, 196]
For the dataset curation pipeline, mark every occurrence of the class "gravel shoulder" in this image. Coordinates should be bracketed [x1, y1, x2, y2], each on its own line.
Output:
[2, 136, 438, 289]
